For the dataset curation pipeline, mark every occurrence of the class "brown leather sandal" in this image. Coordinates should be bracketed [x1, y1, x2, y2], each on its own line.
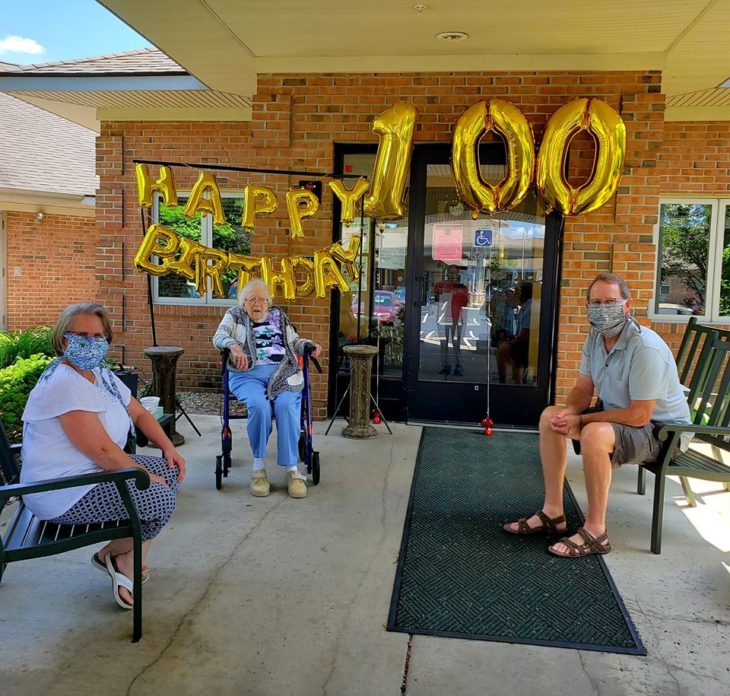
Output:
[503, 510, 567, 536]
[548, 527, 612, 558]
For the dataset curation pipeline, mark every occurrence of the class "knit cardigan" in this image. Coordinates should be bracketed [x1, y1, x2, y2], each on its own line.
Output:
[212, 306, 312, 399]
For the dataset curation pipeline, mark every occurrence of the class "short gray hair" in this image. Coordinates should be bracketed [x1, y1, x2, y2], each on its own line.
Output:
[586, 273, 631, 302]
[51, 303, 113, 355]
[239, 278, 272, 309]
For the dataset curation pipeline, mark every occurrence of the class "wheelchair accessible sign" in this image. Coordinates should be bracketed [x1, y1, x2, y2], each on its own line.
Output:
[474, 229, 493, 247]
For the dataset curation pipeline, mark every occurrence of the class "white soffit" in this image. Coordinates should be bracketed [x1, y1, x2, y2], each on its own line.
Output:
[99, 0, 726, 95]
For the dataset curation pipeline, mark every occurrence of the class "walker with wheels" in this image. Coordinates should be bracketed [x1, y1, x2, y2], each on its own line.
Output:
[215, 345, 322, 490]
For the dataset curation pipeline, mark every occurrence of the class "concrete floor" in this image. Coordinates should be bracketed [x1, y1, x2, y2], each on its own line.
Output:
[1, 415, 728, 696]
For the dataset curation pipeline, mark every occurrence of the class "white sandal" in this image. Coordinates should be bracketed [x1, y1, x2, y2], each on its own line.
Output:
[104, 554, 134, 610]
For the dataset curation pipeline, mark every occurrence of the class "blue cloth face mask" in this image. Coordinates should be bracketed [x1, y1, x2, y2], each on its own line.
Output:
[63, 332, 109, 370]
[587, 301, 628, 338]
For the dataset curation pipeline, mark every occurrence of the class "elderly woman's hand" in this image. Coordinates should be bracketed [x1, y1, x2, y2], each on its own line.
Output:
[312, 343, 323, 358]
[230, 344, 249, 370]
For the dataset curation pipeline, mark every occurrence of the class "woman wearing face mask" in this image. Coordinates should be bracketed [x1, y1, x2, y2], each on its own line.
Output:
[20, 303, 185, 609]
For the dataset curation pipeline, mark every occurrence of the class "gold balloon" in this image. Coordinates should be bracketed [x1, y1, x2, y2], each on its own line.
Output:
[183, 171, 226, 225]
[195, 247, 229, 297]
[291, 256, 316, 297]
[166, 236, 203, 281]
[451, 99, 535, 216]
[260, 256, 296, 301]
[242, 185, 278, 231]
[228, 253, 261, 291]
[285, 188, 319, 240]
[364, 102, 418, 220]
[328, 177, 370, 225]
[536, 98, 626, 216]
[134, 224, 180, 275]
[135, 164, 178, 208]
[328, 235, 361, 283]
[313, 251, 350, 298]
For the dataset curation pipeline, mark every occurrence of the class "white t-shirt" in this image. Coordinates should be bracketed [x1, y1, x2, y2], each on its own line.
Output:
[20, 364, 132, 519]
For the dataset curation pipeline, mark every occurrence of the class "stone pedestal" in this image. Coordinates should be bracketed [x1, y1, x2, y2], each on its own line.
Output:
[342, 344, 379, 439]
[144, 346, 185, 446]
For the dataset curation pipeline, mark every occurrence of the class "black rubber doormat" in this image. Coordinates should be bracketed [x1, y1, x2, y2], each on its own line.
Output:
[387, 428, 646, 655]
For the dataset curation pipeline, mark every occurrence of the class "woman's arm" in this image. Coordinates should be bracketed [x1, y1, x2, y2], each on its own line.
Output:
[128, 398, 186, 481]
[212, 310, 240, 351]
[58, 410, 171, 487]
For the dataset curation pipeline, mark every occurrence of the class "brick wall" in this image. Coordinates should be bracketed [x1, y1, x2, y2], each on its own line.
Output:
[6, 211, 99, 329]
[98, 70, 666, 414]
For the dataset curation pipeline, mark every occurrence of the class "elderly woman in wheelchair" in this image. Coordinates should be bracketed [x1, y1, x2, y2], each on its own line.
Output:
[212, 279, 322, 498]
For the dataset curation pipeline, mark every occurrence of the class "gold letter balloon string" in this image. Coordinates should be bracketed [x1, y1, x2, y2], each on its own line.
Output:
[134, 224, 361, 301]
[132, 98, 626, 298]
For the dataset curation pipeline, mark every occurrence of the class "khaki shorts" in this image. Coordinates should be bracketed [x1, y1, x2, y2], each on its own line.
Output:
[573, 406, 663, 466]
[609, 422, 662, 466]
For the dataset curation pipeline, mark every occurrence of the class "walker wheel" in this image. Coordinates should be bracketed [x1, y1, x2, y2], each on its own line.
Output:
[215, 455, 223, 490]
[312, 451, 320, 486]
[223, 453, 232, 476]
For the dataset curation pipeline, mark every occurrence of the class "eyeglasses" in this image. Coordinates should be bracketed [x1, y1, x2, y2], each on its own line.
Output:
[244, 297, 268, 305]
[587, 299, 627, 306]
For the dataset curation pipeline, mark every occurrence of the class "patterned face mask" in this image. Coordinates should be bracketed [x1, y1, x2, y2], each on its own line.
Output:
[63, 332, 109, 370]
[587, 301, 627, 338]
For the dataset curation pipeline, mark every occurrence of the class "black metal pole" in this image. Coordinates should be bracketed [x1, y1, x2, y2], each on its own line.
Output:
[139, 208, 158, 347]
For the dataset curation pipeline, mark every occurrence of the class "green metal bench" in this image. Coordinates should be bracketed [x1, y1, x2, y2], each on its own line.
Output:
[638, 318, 730, 507]
[0, 423, 149, 641]
[638, 338, 730, 554]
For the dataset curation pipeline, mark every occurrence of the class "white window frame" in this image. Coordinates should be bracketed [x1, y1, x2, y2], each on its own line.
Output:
[651, 197, 730, 324]
[151, 193, 239, 307]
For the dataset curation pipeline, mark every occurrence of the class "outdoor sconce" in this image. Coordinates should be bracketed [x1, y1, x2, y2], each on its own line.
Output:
[34, 212, 45, 223]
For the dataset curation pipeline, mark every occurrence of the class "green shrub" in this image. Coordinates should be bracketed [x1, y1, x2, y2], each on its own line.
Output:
[0, 354, 54, 443]
[0, 326, 54, 369]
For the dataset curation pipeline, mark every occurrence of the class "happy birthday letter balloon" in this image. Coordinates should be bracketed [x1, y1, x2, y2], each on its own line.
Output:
[329, 177, 370, 225]
[135, 164, 178, 208]
[285, 188, 319, 240]
[242, 185, 278, 231]
[183, 171, 226, 225]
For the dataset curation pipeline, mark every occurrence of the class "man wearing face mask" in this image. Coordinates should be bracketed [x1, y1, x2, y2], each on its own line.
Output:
[503, 273, 690, 558]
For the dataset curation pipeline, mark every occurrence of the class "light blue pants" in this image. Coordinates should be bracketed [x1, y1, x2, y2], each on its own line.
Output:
[228, 363, 301, 467]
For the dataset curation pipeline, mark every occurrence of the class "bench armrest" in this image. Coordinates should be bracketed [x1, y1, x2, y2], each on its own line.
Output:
[655, 423, 730, 441]
[0, 467, 149, 502]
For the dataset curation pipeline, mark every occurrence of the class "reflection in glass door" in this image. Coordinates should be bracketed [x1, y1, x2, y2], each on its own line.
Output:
[406, 145, 560, 426]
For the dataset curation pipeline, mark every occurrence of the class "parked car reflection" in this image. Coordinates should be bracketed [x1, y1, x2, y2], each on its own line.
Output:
[352, 290, 404, 324]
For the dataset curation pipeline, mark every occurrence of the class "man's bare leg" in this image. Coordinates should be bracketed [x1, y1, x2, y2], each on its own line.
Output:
[504, 406, 569, 532]
[549, 422, 614, 554]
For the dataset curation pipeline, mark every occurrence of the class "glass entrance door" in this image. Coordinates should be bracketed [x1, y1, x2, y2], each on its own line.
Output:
[404, 144, 561, 426]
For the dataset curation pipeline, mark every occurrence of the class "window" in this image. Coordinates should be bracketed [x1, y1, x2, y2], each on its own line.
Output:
[152, 194, 251, 305]
[654, 199, 730, 322]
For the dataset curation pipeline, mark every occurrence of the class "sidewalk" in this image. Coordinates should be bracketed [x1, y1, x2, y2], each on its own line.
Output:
[1, 416, 728, 695]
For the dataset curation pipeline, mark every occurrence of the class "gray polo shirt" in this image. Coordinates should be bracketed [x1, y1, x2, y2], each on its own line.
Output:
[579, 318, 690, 423]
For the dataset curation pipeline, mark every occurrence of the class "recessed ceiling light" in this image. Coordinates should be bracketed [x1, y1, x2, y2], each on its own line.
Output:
[414, 3, 429, 12]
[436, 31, 469, 42]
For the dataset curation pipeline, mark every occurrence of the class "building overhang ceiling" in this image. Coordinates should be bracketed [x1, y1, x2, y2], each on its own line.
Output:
[97, 0, 730, 121]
